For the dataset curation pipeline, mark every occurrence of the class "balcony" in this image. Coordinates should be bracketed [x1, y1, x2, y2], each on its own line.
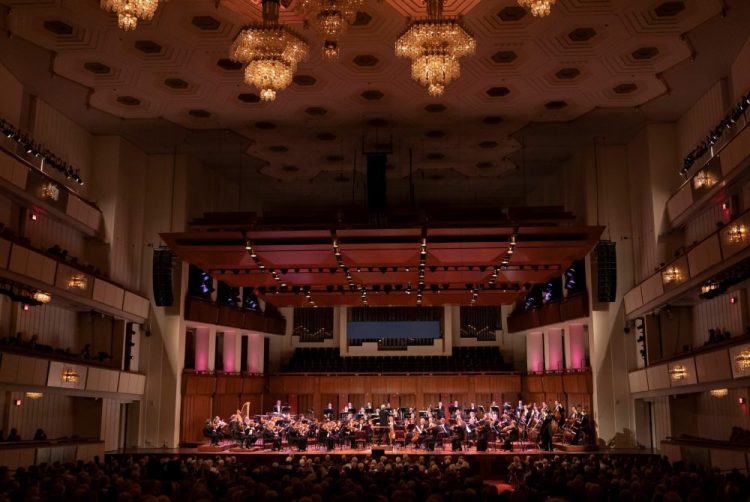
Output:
[507, 293, 589, 333]
[184, 296, 286, 335]
[624, 208, 750, 318]
[628, 334, 750, 396]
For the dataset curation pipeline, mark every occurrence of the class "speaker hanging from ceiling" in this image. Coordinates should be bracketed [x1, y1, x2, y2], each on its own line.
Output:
[366, 153, 387, 212]
[153, 248, 174, 307]
[595, 240, 617, 303]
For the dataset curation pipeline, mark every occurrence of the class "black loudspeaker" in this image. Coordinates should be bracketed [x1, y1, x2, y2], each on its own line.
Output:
[153, 248, 174, 307]
[366, 153, 387, 212]
[595, 240, 617, 303]
[372, 447, 385, 459]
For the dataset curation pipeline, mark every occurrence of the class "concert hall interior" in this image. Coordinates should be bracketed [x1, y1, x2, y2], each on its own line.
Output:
[1, 0, 750, 499]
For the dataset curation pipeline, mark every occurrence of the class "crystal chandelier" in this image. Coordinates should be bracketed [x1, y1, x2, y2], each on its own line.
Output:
[728, 224, 745, 244]
[518, 0, 556, 17]
[662, 266, 681, 283]
[230, 0, 309, 102]
[297, 0, 362, 59]
[100, 0, 161, 31]
[62, 367, 79, 383]
[669, 364, 687, 381]
[736, 350, 750, 372]
[395, 0, 475, 97]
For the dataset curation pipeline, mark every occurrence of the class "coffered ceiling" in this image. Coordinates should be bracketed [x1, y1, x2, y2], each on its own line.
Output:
[0, 0, 748, 207]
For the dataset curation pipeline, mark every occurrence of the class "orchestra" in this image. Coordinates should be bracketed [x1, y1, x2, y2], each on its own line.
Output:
[202, 399, 596, 452]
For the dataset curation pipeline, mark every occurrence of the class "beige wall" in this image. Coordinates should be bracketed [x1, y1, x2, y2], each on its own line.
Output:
[0, 63, 23, 125]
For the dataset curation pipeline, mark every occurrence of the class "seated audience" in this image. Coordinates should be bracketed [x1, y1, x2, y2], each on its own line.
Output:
[0, 453, 745, 501]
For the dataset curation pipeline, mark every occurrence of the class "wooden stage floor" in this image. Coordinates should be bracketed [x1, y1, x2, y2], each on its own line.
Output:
[110, 443, 648, 459]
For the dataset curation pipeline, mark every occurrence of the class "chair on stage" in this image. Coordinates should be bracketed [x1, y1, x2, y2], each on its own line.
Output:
[355, 430, 368, 450]
[393, 429, 406, 449]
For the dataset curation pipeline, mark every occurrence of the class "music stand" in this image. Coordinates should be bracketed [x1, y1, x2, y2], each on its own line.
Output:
[448, 405, 459, 414]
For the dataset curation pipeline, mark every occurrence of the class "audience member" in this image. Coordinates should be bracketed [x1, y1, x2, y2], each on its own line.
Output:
[0, 453, 744, 501]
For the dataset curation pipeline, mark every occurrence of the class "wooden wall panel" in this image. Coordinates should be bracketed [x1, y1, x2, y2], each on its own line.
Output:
[687, 235, 722, 277]
[182, 372, 589, 432]
[647, 364, 670, 391]
[562, 373, 592, 394]
[86, 367, 120, 393]
[628, 369, 648, 393]
[180, 395, 212, 444]
[524, 375, 544, 393]
[215, 376, 243, 395]
[242, 377, 264, 394]
[183, 374, 216, 395]
[0, 354, 48, 386]
[100, 398, 120, 452]
[541, 375, 563, 393]
[213, 394, 240, 418]
[641, 274, 665, 305]
[667, 183, 693, 223]
[624, 286, 644, 315]
[695, 349, 732, 383]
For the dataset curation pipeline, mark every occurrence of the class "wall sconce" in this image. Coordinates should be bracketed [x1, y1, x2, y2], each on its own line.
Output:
[710, 388, 728, 398]
[663, 266, 681, 283]
[727, 224, 745, 244]
[61, 367, 79, 383]
[701, 282, 720, 295]
[735, 350, 750, 372]
[67, 274, 88, 290]
[693, 170, 717, 189]
[669, 364, 688, 381]
[32, 291, 52, 304]
[24, 392, 43, 400]
[39, 182, 60, 201]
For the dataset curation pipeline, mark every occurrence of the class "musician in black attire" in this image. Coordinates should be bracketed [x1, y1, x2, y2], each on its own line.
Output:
[202, 419, 219, 445]
[287, 425, 307, 451]
[476, 422, 489, 452]
[502, 420, 518, 451]
[435, 401, 444, 419]
[554, 400, 566, 427]
[243, 423, 259, 448]
[539, 412, 554, 451]
[262, 426, 281, 450]
[451, 419, 466, 451]
[378, 405, 391, 445]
